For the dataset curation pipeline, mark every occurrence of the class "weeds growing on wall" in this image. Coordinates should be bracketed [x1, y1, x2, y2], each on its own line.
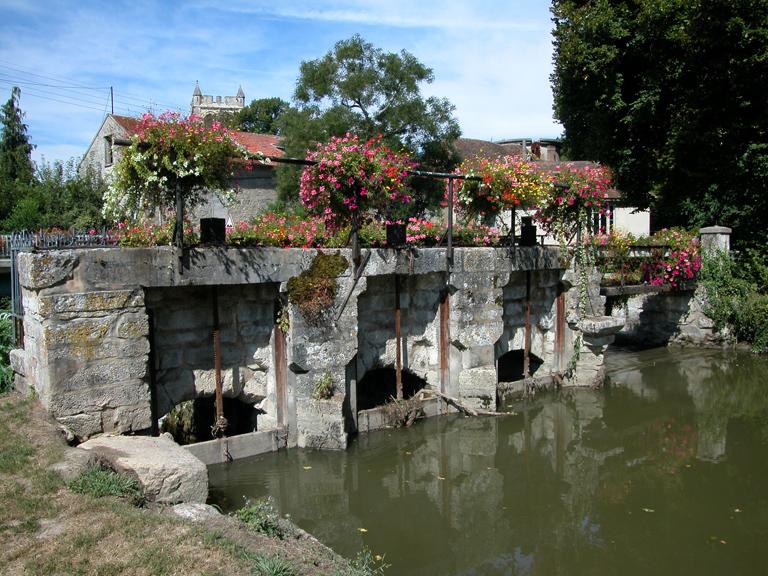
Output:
[287, 252, 348, 325]
[312, 372, 334, 400]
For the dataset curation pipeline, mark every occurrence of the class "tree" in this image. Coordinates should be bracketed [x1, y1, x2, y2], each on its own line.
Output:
[0, 87, 35, 220]
[551, 0, 768, 247]
[234, 97, 290, 134]
[278, 35, 461, 211]
[1, 159, 108, 232]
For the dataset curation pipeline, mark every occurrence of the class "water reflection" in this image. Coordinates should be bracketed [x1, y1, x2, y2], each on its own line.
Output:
[209, 348, 768, 576]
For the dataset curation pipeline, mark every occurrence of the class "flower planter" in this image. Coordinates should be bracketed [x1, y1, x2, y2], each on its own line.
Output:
[386, 223, 407, 248]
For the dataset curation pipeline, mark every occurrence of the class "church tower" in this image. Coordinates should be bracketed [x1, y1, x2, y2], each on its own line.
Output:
[190, 81, 246, 118]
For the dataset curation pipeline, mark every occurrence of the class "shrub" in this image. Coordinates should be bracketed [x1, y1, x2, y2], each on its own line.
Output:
[735, 293, 768, 353]
[233, 497, 287, 539]
[67, 465, 144, 503]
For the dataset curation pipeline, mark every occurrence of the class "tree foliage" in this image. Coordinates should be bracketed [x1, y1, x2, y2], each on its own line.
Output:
[0, 87, 35, 220]
[551, 0, 768, 246]
[234, 97, 290, 134]
[278, 34, 461, 211]
[1, 159, 108, 232]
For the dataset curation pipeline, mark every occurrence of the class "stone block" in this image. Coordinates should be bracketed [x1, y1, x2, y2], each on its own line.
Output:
[39, 290, 144, 316]
[9, 348, 25, 376]
[192, 367, 245, 398]
[296, 397, 347, 450]
[458, 367, 497, 411]
[79, 434, 208, 504]
[241, 371, 267, 403]
[18, 251, 78, 289]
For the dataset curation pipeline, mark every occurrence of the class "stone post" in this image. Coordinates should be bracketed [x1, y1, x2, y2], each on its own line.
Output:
[699, 226, 731, 253]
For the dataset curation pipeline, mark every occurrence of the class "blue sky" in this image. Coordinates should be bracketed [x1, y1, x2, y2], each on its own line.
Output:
[0, 0, 561, 165]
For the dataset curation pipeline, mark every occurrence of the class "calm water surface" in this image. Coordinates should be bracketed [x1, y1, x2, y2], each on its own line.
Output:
[209, 348, 768, 575]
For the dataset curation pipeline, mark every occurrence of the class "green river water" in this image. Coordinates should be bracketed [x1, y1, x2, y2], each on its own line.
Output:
[209, 348, 768, 575]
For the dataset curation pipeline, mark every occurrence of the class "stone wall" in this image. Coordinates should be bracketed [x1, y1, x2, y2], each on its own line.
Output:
[14, 246, 612, 450]
[607, 286, 727, 348]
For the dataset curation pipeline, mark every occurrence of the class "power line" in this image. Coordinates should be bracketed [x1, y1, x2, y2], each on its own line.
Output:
[0, 63, 187, 113]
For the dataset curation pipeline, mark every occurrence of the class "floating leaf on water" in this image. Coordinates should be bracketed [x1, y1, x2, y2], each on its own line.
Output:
[642, 508, 655, 513]
[358, 528, 368, 533]
[734, 508, 742, 513]
[437, 475, 446, 480]
[303, 466, 312, 470]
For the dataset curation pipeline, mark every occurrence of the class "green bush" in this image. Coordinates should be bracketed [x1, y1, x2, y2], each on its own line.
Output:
[67, 465, 144, 503]
[233, 497, 287, 539]
[735, 293, 768, 353]
[700, 248, 768, 352]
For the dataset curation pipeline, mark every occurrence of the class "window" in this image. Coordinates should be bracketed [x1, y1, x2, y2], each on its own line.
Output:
[104, 135, 113, 166]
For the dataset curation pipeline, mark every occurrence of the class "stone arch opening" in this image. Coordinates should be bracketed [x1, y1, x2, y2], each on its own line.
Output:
[160, 396, 261, 445]
[145, 283, 281, 440]
[357, 367, 428, 411]
[497, 350, 544, 383]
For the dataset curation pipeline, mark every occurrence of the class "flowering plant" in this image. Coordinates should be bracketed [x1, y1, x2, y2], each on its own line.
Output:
[299, 134, 415, 228]
[226, 212, 346, 248]
[456, 155, 552, 219]
[642, 228, 701, 288]
[104, 111, 260, 221]
[113, 219, 199, 247]
[536, 163, 612, 244]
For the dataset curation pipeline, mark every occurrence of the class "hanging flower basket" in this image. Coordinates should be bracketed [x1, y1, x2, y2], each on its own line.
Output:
[299, 134, 415, 229]
[456, 155, 552, 220]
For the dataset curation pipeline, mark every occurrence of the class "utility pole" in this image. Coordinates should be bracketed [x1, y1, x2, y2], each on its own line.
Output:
[110, 86, 114, 114]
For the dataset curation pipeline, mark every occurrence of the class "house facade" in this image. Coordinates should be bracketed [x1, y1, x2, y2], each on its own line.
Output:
[79, 84, 283, 224]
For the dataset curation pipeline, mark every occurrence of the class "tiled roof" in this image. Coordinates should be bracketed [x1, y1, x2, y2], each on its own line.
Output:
[230, 131, 284, 158]
[108, 114, 284, 158]
[112, 115, 142, 134]
[453, 138, 512, 161]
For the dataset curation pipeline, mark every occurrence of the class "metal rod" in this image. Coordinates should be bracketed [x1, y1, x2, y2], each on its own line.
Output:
[439, 290, 450, 406]
[211, 286, 227, 437]
[174, 188, 184, 250]
[447, 179, 454, 269]
[523, 270, 531, 378]
[273, 309, 287, 427]
[395, 275, 402, 400]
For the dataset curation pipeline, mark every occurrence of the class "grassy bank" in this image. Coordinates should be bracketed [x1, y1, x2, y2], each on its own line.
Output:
[0, 391, 372, 576]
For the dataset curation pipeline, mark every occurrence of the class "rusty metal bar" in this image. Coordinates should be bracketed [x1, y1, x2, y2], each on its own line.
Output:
[439, 290, 450, 402]
[274, 314, 287, 427]
[523, 270, 531, 378]
[555, 285, 566, 371]
[395, 275, 402, 400]
[211, 286, 227, 438]
[446, 179, 454, 270]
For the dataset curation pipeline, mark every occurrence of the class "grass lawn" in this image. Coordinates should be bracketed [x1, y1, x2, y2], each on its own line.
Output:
[0, 391, 360, 576]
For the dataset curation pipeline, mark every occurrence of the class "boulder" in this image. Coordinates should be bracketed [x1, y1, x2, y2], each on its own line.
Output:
[78, 434, 208, 504]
